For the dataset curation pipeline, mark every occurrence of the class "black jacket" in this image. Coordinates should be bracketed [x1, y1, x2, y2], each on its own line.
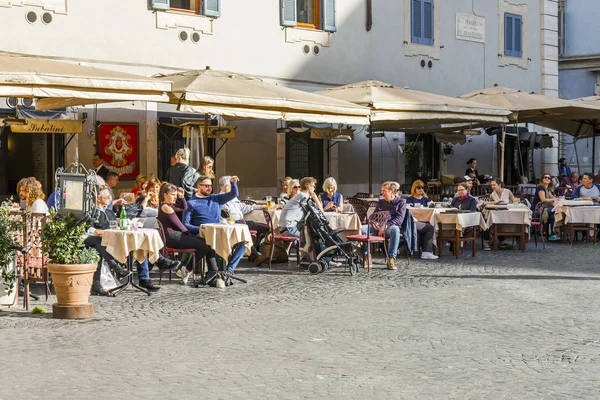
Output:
[97, 165, 110, 181]
[166, 163, 198, 200]
[95, 207, 117, 229]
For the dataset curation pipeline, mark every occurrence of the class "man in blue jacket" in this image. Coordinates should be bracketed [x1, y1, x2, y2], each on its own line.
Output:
[569, 172, 600, 202]
[182, 175, 247, 275]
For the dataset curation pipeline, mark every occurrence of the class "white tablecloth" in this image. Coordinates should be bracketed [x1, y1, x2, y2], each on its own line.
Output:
[200, 223, 253, 261]
[246, 209, 282, 227]
[435, 212, 487, 231]
[101, 228, 163, 264]
[554, 205, 600, 226]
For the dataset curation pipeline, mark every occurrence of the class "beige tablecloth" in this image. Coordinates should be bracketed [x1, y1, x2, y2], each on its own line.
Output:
[246, 209, 282, 227]
[435, 212, 487, 231]
[200, 223, 253, 261]
[484, 208, 532, 237]
[554, 205, 600, 227]
[101, 228, 163, 264]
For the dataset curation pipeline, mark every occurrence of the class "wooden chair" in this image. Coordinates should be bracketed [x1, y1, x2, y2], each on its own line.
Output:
[22, 212, 51, 310]
[345, 211, 389, 272]
[155, 220, 200, 285]
[262, 209, 300, 270]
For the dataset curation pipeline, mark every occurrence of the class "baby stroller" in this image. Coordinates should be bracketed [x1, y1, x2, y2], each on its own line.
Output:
[300, 198, 361, 276]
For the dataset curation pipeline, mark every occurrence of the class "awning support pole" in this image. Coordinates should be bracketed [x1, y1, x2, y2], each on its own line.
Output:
[368, 123, 373, 195]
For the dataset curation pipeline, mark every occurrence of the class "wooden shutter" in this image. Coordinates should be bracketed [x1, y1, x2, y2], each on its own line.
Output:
[514, 15, 523, 57]
[322, 0, 336, 32]
[203, 0, 220, 18]
[423, 0, 433, 45]
[281, 0, 297, 27]
[151, 0, 170, 11]
[411, 0, 421, 43]
[504, 13, 514, 56]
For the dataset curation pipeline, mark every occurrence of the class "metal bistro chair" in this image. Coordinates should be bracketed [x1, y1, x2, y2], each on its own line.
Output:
[351, 202, 368, 225]
[21, 212, 51, 310]
[530, 202, 547, 249]
[155, 220, 201, 285]
[345, 211, 390, 273]
[354, 192, 370, 199]
[262, 209, 300, 270]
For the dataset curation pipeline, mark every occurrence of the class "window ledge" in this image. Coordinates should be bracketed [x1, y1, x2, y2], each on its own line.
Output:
[285, 27, 330, 47]
[156, 10, 213, 34]
[498, 54, 528, 69]
[404, 42, 440, 60]
[0, 0, 67, 14]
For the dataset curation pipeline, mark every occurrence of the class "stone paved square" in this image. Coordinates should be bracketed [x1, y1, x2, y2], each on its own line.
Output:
[2, 244, 600, 399]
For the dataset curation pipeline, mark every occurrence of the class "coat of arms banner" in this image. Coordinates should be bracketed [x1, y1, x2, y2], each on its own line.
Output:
[96, 122, 139, 180]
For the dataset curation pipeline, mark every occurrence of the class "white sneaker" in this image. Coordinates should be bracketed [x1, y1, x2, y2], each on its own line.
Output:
[181, 268, 192, 285]
[175, 268, 182, 279]
[421, 252, 439, 260]
[328, 261, 343, 267]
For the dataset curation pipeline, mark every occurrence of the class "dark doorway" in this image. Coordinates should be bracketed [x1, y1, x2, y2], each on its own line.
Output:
[404, 133, 440, 182]
[285, 131, 323, 185]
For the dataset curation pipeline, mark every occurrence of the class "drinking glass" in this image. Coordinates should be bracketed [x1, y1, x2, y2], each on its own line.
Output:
[109, 220, 118, 230]
[265, 196, 273, 210]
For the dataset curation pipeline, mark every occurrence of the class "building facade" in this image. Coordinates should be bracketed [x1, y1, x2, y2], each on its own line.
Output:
[0, 0, 557, 198]
[558, 0, 599, 175]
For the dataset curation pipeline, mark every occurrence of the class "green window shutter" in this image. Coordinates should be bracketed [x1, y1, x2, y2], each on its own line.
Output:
[281, 0, 297, 27]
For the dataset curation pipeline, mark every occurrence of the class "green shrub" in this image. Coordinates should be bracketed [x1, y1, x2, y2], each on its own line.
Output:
[41, 212, 99, 265]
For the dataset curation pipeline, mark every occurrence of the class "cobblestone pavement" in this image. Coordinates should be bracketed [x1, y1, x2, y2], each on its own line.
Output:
[2, 243, 600, 399]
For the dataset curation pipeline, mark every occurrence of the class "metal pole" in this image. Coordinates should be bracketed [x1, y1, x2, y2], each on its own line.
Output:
[368, 124, 373, 195]
[593, 132, 597, 175]
[499, 125, 506, 182]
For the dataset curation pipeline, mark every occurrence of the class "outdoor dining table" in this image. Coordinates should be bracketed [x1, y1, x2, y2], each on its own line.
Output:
[482, 204, 532, 252]
[199, 223, 253, 261]
[553, 202, 600, 245]
[435, 211, 487, 258]
[101, 228, 163, 296]
[323, 212, 362, 240]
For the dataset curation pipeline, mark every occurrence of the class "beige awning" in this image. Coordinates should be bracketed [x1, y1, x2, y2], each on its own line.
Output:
[315, 80, 511, 129]
[0, 53, 171, 110]
[460, 86, 600, 124]
[531, 96, 600, 138]
[155, 69, 371, 125]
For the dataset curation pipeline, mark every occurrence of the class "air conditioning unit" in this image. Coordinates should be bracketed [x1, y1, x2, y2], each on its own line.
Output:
[150, 0, 169, 11]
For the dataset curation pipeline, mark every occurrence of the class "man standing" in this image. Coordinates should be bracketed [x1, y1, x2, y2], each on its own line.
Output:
[84, 186, 179, 295]
[218, 175, 269, 266]
[92, 153, 111, 181]
[182, 175, 247, 275]
[570, 172, 600, 202]
[558, 158, 572, 178]
[105, 171, 125, 208]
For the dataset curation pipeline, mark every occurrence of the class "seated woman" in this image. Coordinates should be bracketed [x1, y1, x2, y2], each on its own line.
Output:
[531, 173, 559, 241]
[280, 179, 300, 206]
[320, 177, 343, 213]
[157, 183, 216, 285]
[132, 174, 147, 195]
[406, 180, 431, 206]
[199, 156, 215, 179]
[137, 177, 161, 208]
[20, 177, 49, 215]
[486, 178, 516, 204]
[450, 183, 478, 211]
[280, 177, 292, 200]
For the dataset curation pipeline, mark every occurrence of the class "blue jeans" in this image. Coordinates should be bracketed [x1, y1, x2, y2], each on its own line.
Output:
[136, 259, 150, 281]
[225, 242, 248, 273]
[360, 224, 401, 259]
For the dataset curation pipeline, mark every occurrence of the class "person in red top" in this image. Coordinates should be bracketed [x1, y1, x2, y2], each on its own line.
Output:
[158, 183, 216, 285]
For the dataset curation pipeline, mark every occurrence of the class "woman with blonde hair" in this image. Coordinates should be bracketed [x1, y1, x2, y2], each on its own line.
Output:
[199, 156, 215, 179]
[280, 177, 292, 200]
[319, 177, 343, 212]
[132, 174, 147, 195]
[280, 179, 300, 206]
[19, 177, 49, 214]
[165, 148, 199, 200]
[406, 179, 431, 207]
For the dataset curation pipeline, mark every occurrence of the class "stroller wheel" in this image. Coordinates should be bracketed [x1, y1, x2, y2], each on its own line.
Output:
[308, 262, 321, 275]
[318, 260, 328, 273]
[349, 262, 358, 276]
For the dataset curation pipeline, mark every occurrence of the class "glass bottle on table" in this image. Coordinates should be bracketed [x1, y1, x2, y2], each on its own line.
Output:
[119, 206, 127, 230]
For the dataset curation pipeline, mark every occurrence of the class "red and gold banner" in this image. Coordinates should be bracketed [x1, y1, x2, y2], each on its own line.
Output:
[96, 123, 139, 180]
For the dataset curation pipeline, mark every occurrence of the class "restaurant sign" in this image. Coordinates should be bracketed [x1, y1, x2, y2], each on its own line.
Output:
[455, 13, 485, 43]
[9, 119, 83, 134]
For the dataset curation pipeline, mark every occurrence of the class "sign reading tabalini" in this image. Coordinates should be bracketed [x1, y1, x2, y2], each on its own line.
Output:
[455, 13, 485, 43]
[9, 119, 83, 134]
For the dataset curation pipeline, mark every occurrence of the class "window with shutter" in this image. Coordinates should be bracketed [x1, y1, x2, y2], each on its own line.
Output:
[281, 0, 297, 27]
[411, 0, 433, 46]
[203, 0, 220, 18]
[151, 0, 170, 11]
[504, 13, 522, 57]
[322, 0, 336, 32]
[170, 0, 200, 14]
[297, 0, 320, 29]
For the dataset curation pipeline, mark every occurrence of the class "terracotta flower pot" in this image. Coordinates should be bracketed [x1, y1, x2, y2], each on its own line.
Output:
[47, 263, 96, 306]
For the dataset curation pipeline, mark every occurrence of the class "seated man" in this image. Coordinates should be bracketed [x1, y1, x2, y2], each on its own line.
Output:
[218, 175, 269, 266]
[182, 175, 247, 276]
[570, 172, 600, 202]
[84, 186, 180, 295]
[360, 181, 437, 270]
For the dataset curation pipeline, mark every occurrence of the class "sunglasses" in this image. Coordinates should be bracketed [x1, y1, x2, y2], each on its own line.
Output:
[543, 176, 551, 179]
[416, 186, 424, 189]
[293, 186, 300, 189]
[200, 184, 213, 187]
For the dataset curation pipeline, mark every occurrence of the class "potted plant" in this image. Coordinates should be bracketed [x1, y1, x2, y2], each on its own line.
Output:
[0, 199, 21, 306]
[41, 212, 100, 319]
